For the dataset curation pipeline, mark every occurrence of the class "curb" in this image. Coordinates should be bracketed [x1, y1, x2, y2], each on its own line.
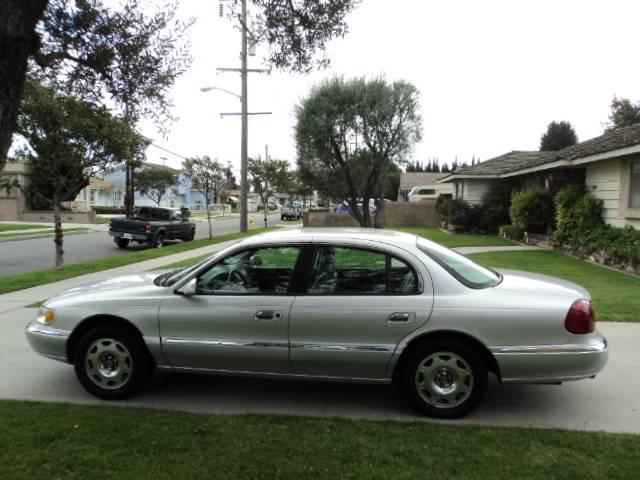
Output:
[0, 229, 94, 244]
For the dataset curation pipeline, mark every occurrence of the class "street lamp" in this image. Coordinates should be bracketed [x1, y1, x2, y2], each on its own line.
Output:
[200, 86, 241, 100]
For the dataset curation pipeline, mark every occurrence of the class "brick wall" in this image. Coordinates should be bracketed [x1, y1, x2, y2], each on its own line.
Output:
[304, 201, 439, 227]
[21, 210, 97, 224]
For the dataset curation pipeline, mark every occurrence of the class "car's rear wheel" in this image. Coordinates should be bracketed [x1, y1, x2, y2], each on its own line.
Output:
[153, 232, 165, 248]
[116, 238, 129, 249]
[73, 325, 153, 400]
[401, 339, 487, 418]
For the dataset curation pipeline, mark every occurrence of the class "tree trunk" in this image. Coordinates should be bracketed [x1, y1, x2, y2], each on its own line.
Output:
[125, 163, 131, 217]
[374, 197, 385, 228]
[0, 0, 49, 170]
[347, 198, 365, 227]
[53, 197, 64, 270]
[362, 196, 372, 228]
[206, 199, 212, 239]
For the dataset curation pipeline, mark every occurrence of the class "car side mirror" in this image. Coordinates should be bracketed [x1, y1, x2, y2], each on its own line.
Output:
[176, 278, 197, 297]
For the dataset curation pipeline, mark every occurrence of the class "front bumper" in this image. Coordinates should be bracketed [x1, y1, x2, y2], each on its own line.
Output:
[25, 321, 71, 363]
[491, 337, 609, 383]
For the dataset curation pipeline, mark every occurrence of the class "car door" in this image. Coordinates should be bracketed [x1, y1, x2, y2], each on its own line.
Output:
[159, 245, 304, 373]
[289, 243, 432, 379]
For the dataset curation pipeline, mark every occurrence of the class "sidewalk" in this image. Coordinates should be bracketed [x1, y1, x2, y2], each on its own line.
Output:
[453, 245, 541, 255]
[0, 239, 240, 314]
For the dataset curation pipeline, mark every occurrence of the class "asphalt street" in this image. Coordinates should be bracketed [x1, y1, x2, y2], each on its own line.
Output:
[2, 308, 637, 434]
[0, 213, 282, 276]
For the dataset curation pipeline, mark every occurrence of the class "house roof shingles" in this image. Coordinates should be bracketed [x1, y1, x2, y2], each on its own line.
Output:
[399, 172, 448, 190]
[446, 122, 640, 178]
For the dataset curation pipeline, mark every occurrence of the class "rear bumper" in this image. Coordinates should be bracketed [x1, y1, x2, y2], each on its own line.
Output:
[491, 337, 608, 383]
[109, 231, 149, 242]
[25, 321, 70, 363]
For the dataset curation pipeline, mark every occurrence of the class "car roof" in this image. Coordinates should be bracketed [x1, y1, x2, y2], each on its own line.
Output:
[236, 227, 420, 249]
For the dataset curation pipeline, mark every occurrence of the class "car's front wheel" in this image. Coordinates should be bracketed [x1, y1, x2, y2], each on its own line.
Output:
[73, 325, 154, 400]
[401, 339, 487, 418]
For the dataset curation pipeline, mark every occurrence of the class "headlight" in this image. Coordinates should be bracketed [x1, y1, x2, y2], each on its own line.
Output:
[36, 306, 56, 325]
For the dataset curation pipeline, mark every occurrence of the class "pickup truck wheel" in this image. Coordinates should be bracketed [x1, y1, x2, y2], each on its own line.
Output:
[116, 238, 129, 249]
[73, 325, 153, 400]
[153, 233, 165, 248]
[185, 229, 195, 241]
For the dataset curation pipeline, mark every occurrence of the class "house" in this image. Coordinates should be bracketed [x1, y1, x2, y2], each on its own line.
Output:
[0, 161, 31, 220]
[439, 123, 640, 228]
[397, 172, 452, 202]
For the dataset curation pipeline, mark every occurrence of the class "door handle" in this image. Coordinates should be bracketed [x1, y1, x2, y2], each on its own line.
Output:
[387, 312, 412, 323]
[254, 310, 282, 321]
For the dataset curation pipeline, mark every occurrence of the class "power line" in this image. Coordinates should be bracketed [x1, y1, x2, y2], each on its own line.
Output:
[148, 142, 190, 161]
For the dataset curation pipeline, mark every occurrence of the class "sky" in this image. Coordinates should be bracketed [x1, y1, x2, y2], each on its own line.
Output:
[139, 0, 640, 173]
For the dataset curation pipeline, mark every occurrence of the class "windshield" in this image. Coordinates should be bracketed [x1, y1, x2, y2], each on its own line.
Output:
[156, 255, 213, 287]
[416, 238, 501, 289]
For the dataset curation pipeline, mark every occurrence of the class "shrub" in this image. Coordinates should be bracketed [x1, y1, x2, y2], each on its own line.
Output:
[93, 206, 126, 214]
[510, 190, 555, 233]
[449, 199, 482, 232]
[553, 185, 604, 244]
[436, 196, 452, 222]
[480, 182, 513, 232]
[500, 224, 525, 241]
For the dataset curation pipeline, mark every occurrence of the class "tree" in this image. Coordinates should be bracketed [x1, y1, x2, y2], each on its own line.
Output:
[227, 0, 359, 73]
[248, 157, 290, 228]
[182, 156, 226, 239]
[136, 166, 176, 206]
[17, 79, 146, 269]
[607, 96, 640, 130]
[296, 76, 422, 227]
[0, 0, 193, 211]
[539, 121, 578, 151]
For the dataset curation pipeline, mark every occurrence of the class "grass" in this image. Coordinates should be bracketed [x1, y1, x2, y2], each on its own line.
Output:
[0, 223, 47, 232]
[0, 227, 88, 239]
[392, 227, 516, 248]
[0, 228, 273, 295]
[95, 216, 114, 224]
[470, 250, 640, 322]
[0, 400, 638, 480]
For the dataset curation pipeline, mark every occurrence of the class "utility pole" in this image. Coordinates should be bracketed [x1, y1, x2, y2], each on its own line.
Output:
[240, 0, 248, 232]
[263, 144, 268, 229]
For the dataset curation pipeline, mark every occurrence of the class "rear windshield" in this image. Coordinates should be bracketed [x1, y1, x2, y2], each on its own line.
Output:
[416, 238, 501, 289]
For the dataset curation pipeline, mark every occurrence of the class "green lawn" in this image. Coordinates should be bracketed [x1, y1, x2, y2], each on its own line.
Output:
[0, 227, 88, 239]
[0, 400, 637, 480]
[0, 228, 273, 295]
[0, 223, 48, 232]
[95, 216, 114, 224]
[470, 250, 640, 322]
[392, 227, 516, 248]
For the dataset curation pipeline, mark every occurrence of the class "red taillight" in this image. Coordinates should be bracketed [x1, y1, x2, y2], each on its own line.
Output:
[565, 299, 596, 334]
[144, 223, 152, 233]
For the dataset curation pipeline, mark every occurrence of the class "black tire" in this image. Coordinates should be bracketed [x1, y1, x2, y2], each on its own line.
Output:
[401, 339, 487, 419]
[281, 215, 285, 220]
[73, 325, 154, 400]
[116, 238, 129, 249]
[185, 229, 195, 241]
[152, 232, 165, 248]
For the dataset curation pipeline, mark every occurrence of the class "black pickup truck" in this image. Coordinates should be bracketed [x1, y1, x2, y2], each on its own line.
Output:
[109, 206, 196, 248]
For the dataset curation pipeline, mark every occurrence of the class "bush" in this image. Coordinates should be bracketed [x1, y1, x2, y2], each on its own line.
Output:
[448, 199, 483, 232]
[510, 190, 555, 233]
[500, 224, 525, 241]
[480, 182, 512, 232]
[554, 185, 604, 244]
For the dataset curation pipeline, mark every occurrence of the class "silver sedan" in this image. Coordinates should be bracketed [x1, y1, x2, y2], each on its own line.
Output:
[25, 228, 608, 418]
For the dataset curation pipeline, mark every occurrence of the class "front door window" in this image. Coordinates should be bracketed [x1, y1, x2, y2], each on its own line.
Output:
[196, 246, 302, 295]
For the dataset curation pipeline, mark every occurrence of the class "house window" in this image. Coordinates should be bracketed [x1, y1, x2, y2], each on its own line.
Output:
[113, 191, 122, 204]
[630, 161, 640, 208]
[90, 190, 96, 204]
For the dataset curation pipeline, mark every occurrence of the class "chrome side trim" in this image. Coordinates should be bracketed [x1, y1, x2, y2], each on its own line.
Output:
[290, 343, 394, 353]
[162, 338, 394, 353]
[490, 341, 607, 355]
[157, 365, 391, 384]
[163, 338, 289, 349]
[26, 324, 71, 338]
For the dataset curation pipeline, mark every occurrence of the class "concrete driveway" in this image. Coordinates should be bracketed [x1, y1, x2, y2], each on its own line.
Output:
[2, 308, 638, 434]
